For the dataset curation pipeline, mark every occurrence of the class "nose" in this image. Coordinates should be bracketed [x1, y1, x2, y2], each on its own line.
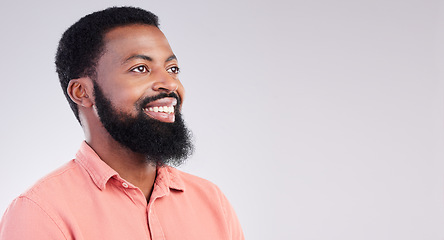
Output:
[151, 70, 179, 93]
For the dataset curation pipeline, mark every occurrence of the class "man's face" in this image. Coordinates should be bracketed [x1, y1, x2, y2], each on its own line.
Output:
[95, 24, 185, 121]
[91, 24, 193, 166]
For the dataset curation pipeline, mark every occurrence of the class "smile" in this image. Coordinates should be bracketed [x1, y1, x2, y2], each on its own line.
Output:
[145, 106, 174, 114]
[142, 97, 177, 123]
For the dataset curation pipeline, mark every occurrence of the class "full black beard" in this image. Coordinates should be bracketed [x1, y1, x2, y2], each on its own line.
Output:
[93, 82, 193, 167]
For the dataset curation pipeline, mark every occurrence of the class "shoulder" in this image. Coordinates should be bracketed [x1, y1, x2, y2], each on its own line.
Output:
[0, 162, 79, 239]
[8, 159, 92, 217]
[168, 167, 223, 194]
[166, 167, 245, 239]
[22, 160, 81, 199]
[0, 195, 68, 239]
[166, 167, 232, 212]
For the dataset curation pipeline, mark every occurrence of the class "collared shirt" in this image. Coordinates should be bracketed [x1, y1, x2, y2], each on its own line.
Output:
[0, 142, 244, 240]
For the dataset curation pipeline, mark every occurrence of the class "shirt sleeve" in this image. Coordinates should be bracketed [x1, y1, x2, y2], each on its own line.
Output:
[0, 196, 67, 240]
[219, 191, 245, 240]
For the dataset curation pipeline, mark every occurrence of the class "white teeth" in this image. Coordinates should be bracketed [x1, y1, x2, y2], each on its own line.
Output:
[145, 106, 174, 114]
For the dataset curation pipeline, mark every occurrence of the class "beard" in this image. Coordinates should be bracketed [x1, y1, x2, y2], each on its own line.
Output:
[93, 82, 193, 167]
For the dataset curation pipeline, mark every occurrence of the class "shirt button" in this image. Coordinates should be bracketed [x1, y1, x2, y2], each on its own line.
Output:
[122, 182, 129, 188]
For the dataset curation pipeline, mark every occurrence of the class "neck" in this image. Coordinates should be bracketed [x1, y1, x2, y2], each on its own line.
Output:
[86, 126, 157, 200]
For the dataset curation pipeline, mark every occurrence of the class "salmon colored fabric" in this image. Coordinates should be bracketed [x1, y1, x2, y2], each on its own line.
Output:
[0, 142, 244, 240]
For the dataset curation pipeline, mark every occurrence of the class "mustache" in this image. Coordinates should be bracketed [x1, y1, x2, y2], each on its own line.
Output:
[139, 92, 181, 108]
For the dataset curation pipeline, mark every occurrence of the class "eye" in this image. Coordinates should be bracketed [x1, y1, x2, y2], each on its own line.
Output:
[167, 66, 180, 74]
[131, 65, 149, 73]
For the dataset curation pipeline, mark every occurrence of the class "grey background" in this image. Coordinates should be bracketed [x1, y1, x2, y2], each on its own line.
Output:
[1, 0, 444, 239]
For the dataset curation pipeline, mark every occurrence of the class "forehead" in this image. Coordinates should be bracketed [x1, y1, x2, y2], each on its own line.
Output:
[101, 24, 173, 61]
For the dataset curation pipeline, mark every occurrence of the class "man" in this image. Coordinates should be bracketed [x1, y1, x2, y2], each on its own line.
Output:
[0, 6, 244, 240]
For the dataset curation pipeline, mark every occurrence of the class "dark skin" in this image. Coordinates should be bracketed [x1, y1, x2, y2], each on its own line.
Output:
[67, 24, 185, 200]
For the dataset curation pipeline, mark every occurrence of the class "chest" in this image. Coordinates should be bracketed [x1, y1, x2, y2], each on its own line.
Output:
[58, 187, 229, 240]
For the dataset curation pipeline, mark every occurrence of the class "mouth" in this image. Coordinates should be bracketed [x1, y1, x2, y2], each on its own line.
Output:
[142, 97, 177, 123]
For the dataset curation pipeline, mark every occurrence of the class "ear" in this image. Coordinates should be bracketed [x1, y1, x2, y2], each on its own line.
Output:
[67, 77, 94, 108]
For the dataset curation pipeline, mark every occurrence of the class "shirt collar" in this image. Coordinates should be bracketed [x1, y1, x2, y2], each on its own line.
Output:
[156, 166, 185, 192]
[150, 166, 185, 201]
[74, 141, 185, 193]
[74, 141, 118, 190]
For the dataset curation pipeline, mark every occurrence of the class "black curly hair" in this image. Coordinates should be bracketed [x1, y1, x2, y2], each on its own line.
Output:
[55, 6, 160, 122]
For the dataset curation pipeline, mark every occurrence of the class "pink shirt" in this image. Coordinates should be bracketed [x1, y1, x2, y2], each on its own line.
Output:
[0, 142, 244, 239]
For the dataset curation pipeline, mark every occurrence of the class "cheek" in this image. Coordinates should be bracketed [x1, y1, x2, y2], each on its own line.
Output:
[177, 83, 185, 106]
[108, 87, 146, 111]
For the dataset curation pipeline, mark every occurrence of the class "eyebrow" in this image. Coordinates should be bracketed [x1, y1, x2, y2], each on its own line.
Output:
[124, 54, 152, 63]
[123, 54, 177, 64]
[166, 55, 177, 62]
